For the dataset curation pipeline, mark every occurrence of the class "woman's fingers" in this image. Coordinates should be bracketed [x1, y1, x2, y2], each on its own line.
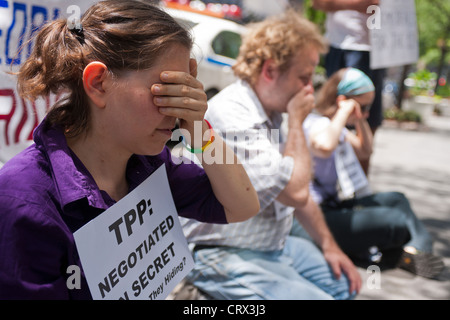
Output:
[189, 58, 198, 78]
[157, 105, 204, 121]
[152, 70, 207, 120]
[152, 83, 206, 102]
[159, 70, 203, 89]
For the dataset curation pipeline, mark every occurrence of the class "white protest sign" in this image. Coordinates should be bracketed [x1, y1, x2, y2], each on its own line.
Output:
[73, 164, 194, 300]
[335, 141, 372, 199]
[369, 0, 419, 69]
[0, 0, 96, 166]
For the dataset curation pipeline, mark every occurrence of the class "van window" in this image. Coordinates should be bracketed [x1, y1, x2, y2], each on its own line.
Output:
[211, 31, 241, 59]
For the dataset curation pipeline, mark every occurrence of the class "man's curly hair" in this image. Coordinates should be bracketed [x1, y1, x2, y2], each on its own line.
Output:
[233, 10, 327, 85]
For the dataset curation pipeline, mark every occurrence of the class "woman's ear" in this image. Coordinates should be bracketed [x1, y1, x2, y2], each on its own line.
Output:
[82, 61, 109, 108]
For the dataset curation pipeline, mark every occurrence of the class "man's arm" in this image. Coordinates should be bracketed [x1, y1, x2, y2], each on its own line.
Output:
[276, 87, 315, 207]
[312, 0, 379, 13]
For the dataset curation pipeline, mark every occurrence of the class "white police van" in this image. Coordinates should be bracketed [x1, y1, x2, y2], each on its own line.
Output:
[0, 1, 245, 167]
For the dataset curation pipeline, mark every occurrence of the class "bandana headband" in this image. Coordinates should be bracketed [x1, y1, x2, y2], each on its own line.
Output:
[337, 68, 375, 96]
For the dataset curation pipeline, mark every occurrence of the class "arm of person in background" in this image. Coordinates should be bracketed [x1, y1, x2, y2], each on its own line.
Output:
[312, 0, 379, 13]
[294, 196, 362, 295]
[345, 109, 373, 162]
[154, 59, 260, 223]
[308, 98, 359, 158]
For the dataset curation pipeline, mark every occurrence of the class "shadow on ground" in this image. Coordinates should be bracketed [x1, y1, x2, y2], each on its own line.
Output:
[357, 121, 450, 299]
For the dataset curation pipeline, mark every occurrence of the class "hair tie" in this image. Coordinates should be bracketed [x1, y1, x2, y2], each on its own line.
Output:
[68, 23, 84, 44]
[183, 119, 215, 154]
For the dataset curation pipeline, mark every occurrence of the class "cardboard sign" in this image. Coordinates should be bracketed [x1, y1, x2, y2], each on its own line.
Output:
[369, 0, 419, 69]
[335, 142, 372, 199]
[73, 164, 194, 300]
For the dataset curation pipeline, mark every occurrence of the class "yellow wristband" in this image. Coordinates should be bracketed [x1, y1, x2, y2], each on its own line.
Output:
[183, 119, 215, 154]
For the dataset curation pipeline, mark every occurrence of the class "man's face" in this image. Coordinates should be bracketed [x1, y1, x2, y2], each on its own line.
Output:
[267, 47, 319, 114]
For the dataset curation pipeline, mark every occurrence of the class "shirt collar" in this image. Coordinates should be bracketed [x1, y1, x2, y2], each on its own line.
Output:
[33, 120, 157, 214]
[34, 120, 102, 210]
[238, 80, 283, 129]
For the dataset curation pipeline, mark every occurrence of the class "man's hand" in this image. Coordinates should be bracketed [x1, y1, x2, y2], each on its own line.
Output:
[294, 197, 362, 296]
[313, 0, 380, 13]
[322, 242, 362, 295]
[286, 85, 315, 128]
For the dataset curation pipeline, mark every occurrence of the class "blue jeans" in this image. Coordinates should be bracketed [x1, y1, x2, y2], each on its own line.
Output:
[186, 236, 355, 300]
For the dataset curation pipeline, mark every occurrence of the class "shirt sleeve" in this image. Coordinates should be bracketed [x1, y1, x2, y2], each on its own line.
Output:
[303, 113, 331, 141]
[222, 128, 294, 213]
[303, 113, 348, 144]
[206, 85, 294, 215]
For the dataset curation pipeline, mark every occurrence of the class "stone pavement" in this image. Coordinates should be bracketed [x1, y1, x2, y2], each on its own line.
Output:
[356, 114, 450, 300]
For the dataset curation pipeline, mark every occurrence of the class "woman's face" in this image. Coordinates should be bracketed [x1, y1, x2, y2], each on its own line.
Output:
[323, 91, 375, 119]
[348, 91, 375, 118]
[101, 44, 191, 156]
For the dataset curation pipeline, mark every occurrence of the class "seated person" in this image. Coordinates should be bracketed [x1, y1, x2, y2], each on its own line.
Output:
[180, 11, 362, 300]
[0, 0, 259, 299]
[300, 67, 444, 278]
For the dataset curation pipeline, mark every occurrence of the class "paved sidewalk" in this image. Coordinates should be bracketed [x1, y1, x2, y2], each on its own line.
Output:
[356, 115, 450, 300]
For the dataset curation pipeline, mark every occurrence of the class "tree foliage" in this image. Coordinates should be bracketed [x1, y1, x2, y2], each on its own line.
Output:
[302, 0, 449, 67]
[415, 0, 449, 55]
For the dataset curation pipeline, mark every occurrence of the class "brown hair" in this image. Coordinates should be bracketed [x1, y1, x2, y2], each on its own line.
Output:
[16, 0, 193, 137]
[315, 68, 348, 116]
[233, 10, 327, 86]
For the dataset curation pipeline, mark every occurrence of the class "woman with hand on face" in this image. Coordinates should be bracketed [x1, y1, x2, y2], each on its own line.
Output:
[0, 0, 259, 299]
[300, 68, 444, 279]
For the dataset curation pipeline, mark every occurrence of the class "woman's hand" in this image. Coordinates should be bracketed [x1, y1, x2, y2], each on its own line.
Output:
[152, 59, 259, 223]
[337, 97, 363, 126]
[152, 59, 208, 147]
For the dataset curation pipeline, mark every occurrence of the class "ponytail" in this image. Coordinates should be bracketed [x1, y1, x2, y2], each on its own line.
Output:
[17, 19, 86, 100]
[17, 18, 89, 137]
[15, 0, 193, 138]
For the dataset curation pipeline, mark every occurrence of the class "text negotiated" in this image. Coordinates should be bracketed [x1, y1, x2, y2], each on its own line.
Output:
[73, 164, 194, 300]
